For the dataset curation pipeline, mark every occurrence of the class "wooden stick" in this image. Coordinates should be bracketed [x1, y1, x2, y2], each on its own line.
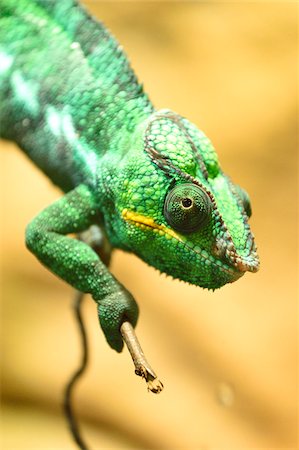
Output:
[120, 321, 163, 394]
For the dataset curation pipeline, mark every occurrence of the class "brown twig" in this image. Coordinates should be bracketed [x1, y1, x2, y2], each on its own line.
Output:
[120, 321, 163, 394]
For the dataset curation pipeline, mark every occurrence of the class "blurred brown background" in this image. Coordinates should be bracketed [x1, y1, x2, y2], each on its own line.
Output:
[0, 2, 297, 449]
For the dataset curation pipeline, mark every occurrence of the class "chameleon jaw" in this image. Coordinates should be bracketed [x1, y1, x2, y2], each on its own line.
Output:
[122, 208, 257, 285]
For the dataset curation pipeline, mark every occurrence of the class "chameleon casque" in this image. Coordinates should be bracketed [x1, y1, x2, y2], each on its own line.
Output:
[0, 1, 259, 356]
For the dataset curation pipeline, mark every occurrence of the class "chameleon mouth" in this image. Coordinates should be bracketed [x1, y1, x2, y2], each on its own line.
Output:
[121, 209, 250, 279]
[213, 237, 260, 274]
[230, 253, 259, 273]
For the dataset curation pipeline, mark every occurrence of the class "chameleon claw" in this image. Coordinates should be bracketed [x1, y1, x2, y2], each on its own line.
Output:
[120, 321, 164, 394]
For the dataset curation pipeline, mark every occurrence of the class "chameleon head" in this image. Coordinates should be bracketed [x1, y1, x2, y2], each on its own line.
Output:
[114, 109, 259, 289]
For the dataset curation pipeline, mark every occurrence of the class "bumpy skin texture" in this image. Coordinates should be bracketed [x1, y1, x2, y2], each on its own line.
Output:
[0, 0, 259, 351]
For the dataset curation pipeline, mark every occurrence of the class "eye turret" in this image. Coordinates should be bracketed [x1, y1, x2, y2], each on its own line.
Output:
[163, 183, 212, 233]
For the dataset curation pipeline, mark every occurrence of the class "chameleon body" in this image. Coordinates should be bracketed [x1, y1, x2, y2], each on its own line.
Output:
[0, 0, 259, 352]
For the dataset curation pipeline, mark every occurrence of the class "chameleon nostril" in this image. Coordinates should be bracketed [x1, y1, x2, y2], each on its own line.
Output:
[213, 238, 226, 258]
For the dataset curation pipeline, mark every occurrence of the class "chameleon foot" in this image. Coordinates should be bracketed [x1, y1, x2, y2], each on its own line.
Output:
[120, 321, 163, 394]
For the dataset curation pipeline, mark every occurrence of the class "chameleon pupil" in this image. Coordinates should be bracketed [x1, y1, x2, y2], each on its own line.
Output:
[182, 198, 193, 208]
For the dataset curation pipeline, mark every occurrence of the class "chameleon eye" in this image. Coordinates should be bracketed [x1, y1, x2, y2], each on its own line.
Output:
[164, 183, 212, 233]
[235, 185, 252, 218]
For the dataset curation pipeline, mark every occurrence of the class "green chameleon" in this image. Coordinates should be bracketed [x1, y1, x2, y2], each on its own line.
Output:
[0, 0, 259, 354]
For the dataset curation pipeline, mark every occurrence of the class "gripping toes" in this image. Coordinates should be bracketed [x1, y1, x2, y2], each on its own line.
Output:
[97, 287, 139, 352]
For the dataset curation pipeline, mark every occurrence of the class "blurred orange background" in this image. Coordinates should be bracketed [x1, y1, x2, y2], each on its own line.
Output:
[0, 2, 297, 449]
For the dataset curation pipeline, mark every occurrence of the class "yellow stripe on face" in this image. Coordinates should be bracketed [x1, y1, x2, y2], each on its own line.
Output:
[122, 209, 185, 242]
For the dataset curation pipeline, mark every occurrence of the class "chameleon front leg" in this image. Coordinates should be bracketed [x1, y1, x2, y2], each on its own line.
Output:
[25, 184, 138, 352]
[79, 224, 163, 393]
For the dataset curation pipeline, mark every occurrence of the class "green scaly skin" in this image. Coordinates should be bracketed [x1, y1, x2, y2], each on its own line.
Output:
[0, 0, 259, 352]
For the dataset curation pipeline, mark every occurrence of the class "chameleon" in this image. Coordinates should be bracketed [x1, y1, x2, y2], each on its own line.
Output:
[0, 0, 259, 354]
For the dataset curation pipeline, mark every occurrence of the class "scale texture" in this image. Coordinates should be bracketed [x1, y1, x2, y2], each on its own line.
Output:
[0, 0, 259, 351]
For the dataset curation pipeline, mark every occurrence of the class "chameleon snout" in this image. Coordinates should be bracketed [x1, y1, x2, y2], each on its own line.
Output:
[213, 237, 259, 274]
